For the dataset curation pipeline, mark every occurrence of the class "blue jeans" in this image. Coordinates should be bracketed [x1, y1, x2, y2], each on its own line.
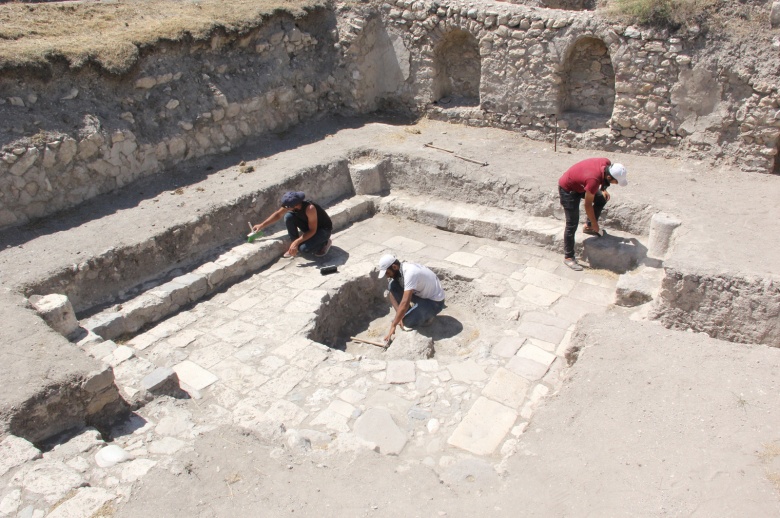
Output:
[388, 278, 445, 328]
[558, 186, 607, 259]
[284, 212, 331, 254]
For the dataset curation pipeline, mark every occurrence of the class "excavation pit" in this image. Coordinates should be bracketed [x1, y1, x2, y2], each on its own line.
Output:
[62, 209, 622, 459]
[2, 119, 779, 516]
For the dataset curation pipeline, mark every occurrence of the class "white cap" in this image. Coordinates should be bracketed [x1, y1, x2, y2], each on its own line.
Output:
[377, 254, 397, 278]
[609, 163, 628, 186]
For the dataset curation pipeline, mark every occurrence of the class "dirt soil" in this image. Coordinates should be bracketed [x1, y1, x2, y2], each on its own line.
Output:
[116, 313, 780, 517]
[2, 116, 780, 515]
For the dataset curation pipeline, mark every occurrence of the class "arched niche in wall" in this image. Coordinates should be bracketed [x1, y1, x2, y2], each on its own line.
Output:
[432, 30, 481, 107]
[559, 36, 616, 131]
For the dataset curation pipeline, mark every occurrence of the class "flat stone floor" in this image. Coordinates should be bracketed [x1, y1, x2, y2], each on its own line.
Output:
[1, 212, 626, 516]
[121, 214, 617, 459]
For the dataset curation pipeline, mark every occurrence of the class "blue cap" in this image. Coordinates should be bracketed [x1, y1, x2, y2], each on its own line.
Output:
[281, 191, 305, 207]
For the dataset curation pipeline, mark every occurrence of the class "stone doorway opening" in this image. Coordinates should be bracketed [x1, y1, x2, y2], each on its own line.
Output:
[559, 36, 615, 132]
[431, 30, 481, 108]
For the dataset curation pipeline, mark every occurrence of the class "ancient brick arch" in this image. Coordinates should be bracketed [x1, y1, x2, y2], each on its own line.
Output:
[559, 36, 616, 125]
[431, 29, 481, 106]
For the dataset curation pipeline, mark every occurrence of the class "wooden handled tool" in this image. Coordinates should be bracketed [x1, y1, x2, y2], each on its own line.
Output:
[423, 142, 487, 166]
[350, 336, 389, 349]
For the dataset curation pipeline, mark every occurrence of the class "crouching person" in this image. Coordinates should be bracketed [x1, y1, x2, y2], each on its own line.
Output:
[377, 254, 445, 344]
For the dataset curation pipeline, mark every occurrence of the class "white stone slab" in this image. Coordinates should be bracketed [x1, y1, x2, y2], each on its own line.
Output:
[292, 345, 330, 371]
[447, 359, 488, 383]
[516, 284, 561, 307]
[568, 283, 615, 306]
[0, 436, 41, 476]
[386, 360, 416, 384]
[517, 321, 567, 345]
[264, 399, 308, 427]
[382, 235, 427, 252]
[481, 368, 530, 409]
[339, 388, 366, 405]
[445, 251, 482, 267]
[227, 291, 266, 312]
[492, 336, 525, 358]
[167, 329, 203, 349]
[549, 296, 598, 323]
[310, 408, 350, 432]
[353, 408, 407, 455]
[360, 358, 387, 372]
[12, 460, 85, 504]
[46, 487, 115, 518]
[447, 397, 517, 455]
[416, 359, 440, 372]
[328, 399, 356, 418]
[120, 459, 157, 482]
[128, 332, 159, 351]
[148, 437, 185, 455]
[517, 343, 557, 366]
[316, 365, 356, 386]
[506, 356, 550, 382]
[517, 267, 577, 295]
[211, 320, 258, 345]
[474, 244, 508, 259]
[172, 360, 218, 390]
[272, 336, 312, 359]
[253, 366, 307, 400]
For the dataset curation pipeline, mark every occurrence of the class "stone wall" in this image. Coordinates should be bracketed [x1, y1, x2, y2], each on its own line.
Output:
[342, 1, 780, 171]
[0, 8, 341, 229]
[3, 1, 780, 231]
[651, 264, 780, 346]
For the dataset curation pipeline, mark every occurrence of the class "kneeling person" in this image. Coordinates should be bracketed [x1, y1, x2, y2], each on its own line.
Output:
[252, 191, 332, 258]
[378, 254, 446, 343]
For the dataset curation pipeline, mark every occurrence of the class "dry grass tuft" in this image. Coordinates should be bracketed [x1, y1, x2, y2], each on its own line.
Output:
[0, 0, 321, 73]
[602, 0, 719, 29]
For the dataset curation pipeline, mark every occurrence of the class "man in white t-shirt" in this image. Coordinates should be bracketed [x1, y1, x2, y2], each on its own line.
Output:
[377, 254, 446, 343]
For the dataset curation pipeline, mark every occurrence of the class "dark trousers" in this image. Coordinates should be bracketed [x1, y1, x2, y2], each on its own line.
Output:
[558, 186, 607, 259]
[388, 278, 445, 328]
[284, 212, 331, 254]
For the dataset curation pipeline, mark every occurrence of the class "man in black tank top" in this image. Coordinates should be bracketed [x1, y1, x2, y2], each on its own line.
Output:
[251, 191, 333, 258]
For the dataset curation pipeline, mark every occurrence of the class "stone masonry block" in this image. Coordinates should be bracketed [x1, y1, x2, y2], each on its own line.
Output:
[214, 251, 247, 284]
[771, 1, 780, 28]
[647, 212, 682, 259]
[86, 340, 117, 360]
[192, 261, 226, 288]
[29, 294, 79, 338]
[582, 233, 644, 273]
[81, 365, 116, 394]
[0, 436, 42, 476]
[83, 312, 126, 341]
[173, 273, 209, 302]
[140, 367, 180, 396]
[149, 281, 189, 308]
[121, 293, 170, 333]
[345, 196, 377, 225]
[348, 162, 384, 195]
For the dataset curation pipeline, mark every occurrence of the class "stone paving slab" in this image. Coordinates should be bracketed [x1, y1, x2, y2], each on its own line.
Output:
[0, 213, 633, 516]
[447, 397, 518, 456]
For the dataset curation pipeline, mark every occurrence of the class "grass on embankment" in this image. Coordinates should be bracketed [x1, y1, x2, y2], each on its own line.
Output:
[0, 0, 322, 73]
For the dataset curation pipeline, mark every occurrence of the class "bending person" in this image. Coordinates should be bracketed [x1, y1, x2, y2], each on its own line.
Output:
[377, 254, 445, 343]
[557, 158, 628, 271]
[252, 191, 332, 258]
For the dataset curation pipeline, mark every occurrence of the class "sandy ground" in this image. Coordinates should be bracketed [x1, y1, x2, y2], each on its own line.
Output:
[116, 313, 780, 517]
[1, 116, 780, 516]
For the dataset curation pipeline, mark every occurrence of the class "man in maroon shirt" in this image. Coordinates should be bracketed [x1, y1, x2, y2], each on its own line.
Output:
[558, 158, 628, 271]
